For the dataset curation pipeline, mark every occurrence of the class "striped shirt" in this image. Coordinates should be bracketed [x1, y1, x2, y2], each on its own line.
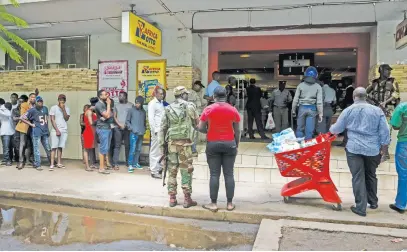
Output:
[330, 100, 390, 156]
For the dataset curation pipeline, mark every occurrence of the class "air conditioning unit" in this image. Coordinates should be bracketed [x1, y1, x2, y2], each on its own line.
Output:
[68, 64, 77, 69]
[35, 65, 44, 70]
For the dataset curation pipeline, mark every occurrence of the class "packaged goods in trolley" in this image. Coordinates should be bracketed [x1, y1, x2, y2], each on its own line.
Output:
[267, 129, 342, 211]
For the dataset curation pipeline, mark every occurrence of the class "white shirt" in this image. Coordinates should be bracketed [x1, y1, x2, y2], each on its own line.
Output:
[11, 103, 18, 110]
[49, 105, 70, 133]
[148, 97, 165, 134]
[322, 84, 337, 104]
[0, 108, 15, 136]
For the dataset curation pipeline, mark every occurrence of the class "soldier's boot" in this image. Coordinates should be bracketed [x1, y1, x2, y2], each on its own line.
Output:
[169, 194, 177, 207]
[183, 193, 197, 208]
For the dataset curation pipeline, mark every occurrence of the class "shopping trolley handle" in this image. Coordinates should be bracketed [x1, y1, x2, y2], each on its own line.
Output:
[324, 132, 337, 142]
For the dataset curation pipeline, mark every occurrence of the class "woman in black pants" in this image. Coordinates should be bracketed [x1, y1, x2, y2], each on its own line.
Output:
[198, 86, 241, 212]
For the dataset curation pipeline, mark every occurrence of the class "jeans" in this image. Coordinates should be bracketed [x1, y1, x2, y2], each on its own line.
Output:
[9, 133, 19, 162]
[206, 141, 237, 203]
[1, 135, 11, 163]
[296, 105, 317, 140]
[112, 128, 130, 166]
[32, 135, 51, 167]
[128, 132, 143, 166]
[18, 132, 32, 164]
[395, 142, 407, 210]
[317, 105, 334, 134]
[346, 149, 381, 214]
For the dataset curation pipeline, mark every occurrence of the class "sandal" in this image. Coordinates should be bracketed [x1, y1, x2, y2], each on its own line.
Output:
[114, 165, 120, 171]
[98, 170, 110, 175]
[227, 203, 236, 211]
[202, 204, 218, 213]
[85, 167, 94, 172]
[56, 164, 65, 169]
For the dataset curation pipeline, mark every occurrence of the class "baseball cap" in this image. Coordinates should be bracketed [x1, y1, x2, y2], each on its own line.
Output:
[58, 94, 66, 100]
[36, 96, 43, 102]
[174, 86, 190, 96]
[193, 80, 205, 88]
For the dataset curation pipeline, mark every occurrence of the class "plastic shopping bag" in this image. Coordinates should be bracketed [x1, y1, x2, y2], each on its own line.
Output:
[265, 112, 275, 130]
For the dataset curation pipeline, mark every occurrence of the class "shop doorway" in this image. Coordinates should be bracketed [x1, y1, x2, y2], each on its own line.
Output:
[217, 49, 357, 141]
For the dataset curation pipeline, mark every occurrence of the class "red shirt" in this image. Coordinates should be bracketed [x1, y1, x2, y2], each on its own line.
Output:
[200, 102, 241, 142]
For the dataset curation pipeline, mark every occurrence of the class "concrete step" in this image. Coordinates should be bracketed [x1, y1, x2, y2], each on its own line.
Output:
[192, 153, 398, 191]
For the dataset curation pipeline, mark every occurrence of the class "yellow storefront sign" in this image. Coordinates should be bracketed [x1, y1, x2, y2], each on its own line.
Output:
[121, 12, 162, 56]
[136, 59, 167, 144]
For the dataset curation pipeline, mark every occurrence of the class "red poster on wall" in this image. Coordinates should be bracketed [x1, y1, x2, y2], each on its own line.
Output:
[97, 60, 129, 103]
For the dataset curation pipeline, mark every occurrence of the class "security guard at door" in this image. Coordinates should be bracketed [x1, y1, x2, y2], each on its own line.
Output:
[159, 86, 199, 208]
[367, 64, 400, 117]
[269, 80, 292, 133]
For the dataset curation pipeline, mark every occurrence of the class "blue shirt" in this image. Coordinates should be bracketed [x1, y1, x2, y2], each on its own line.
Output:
[205, 80, 221, 97]
[23, 107, 50, 137]
[330, 100, 390, 156]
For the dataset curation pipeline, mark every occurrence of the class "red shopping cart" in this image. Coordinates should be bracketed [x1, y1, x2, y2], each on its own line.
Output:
[274, 133, 342, 211]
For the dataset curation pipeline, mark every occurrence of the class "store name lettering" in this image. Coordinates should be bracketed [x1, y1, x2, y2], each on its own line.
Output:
[142, 66, 160, 74]
[104, 65, 123, 75]
[136, 20, 158, 46]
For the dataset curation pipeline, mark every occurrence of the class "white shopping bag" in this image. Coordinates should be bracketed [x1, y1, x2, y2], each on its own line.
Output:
[265, 112, 275, 130]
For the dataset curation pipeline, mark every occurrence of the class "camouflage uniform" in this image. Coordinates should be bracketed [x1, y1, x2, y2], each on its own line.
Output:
[159, 86, 199, 208]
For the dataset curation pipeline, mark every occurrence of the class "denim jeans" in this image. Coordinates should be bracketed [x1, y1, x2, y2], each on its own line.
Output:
[32, 135, 51, 167]
[18, 132, 32, 164]
[296, 105, 317, 140]
[112, 128, 130, 166]
[1, 135, 11, 163]
[395, 142, 407, 210]
[96, 128, 112, 155]
[128, 132, 143, 166]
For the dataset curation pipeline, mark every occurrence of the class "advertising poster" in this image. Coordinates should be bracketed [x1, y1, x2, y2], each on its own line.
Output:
[136, 59, 167, 144]
[98, 60, 129, 103]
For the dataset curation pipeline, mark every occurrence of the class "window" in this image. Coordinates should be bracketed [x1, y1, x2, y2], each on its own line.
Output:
[5, 36, 89, 70]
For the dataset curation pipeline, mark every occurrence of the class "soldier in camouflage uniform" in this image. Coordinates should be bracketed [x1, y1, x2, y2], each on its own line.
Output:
[159, 86, 199, 208]
[367, 64, 400, 117]
[367, 64, 400, 160]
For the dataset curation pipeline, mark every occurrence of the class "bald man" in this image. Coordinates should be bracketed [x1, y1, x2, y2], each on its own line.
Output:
[330, 87, 391, 217]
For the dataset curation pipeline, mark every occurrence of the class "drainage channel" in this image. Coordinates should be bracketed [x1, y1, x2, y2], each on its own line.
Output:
[0, 199, 258, 251]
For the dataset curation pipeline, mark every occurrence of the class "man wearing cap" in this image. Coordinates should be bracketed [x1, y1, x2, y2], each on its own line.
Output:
[189, 80, 205, 155]
[20, 96, 52, 171]
[367, 64, 400, 116]
[269, 80, 292, 133]
[159, 86, 199, 208]
[49, 94, 70, 169]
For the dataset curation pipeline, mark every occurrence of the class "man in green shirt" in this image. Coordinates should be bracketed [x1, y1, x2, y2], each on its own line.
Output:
[389, 102, 407, 213]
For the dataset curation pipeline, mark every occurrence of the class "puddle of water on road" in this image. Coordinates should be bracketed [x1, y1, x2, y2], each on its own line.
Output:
[0, 199, 257, 250]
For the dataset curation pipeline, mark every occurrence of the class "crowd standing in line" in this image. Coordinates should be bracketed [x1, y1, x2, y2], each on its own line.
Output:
[1, 63, 405, 216]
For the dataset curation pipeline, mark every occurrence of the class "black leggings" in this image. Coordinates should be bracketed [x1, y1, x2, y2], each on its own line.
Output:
[206, 141, 237, 203]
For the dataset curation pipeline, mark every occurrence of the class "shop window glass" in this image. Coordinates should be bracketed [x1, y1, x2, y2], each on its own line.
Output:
[61, 37, 88, 68]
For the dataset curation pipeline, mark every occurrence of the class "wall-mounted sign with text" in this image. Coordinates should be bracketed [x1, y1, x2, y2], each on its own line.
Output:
[97, 60, 129, 103]
[396, 19, 407, 50]
[121, 11, 162, 56]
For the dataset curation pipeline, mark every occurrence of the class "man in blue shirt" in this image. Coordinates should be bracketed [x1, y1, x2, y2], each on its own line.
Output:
[330, 87, 390, 217]
[21, 96, 52, 171]
[204, 71, 221, 106]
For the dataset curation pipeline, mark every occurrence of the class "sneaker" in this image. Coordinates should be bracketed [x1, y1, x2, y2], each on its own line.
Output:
[5, 162, 12, 167]
[35, 166, 43, 171]
[133, 163, 143, 169]
[49, 165, 54, 171]
[128, 166, 134, 173]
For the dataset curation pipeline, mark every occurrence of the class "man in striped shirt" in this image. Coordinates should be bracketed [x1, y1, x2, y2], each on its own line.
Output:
[330, 87, 390, 217]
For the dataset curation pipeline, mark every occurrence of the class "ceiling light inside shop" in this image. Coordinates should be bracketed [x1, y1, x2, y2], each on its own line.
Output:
[240, 54, 251, 58]
[315, 52, 326, 56]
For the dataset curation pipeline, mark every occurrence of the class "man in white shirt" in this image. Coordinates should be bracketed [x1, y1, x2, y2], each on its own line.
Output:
[9, 93, 19, 163]
[148, 86, 165, 179]
[49, 94, 70, 169]
[0, 102, 15, 166]
[317, 80, 337, 134]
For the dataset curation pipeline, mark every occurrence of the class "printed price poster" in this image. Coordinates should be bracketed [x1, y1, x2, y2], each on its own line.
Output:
[98, 60, 129, 103]
[136, 59, 167, 144]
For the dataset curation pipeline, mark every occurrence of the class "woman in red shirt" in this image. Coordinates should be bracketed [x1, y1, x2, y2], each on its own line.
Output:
[198, 86, 241, 212]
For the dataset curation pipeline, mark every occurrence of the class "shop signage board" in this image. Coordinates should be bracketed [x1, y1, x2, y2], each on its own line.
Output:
[122, 11, 162, 56]
[97, 60, 128, 103]
[136, 59, 167, 144]
[396, 18, 407, 50]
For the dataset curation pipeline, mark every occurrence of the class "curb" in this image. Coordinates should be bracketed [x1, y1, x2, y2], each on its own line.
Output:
[0, 189, 406, 229]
